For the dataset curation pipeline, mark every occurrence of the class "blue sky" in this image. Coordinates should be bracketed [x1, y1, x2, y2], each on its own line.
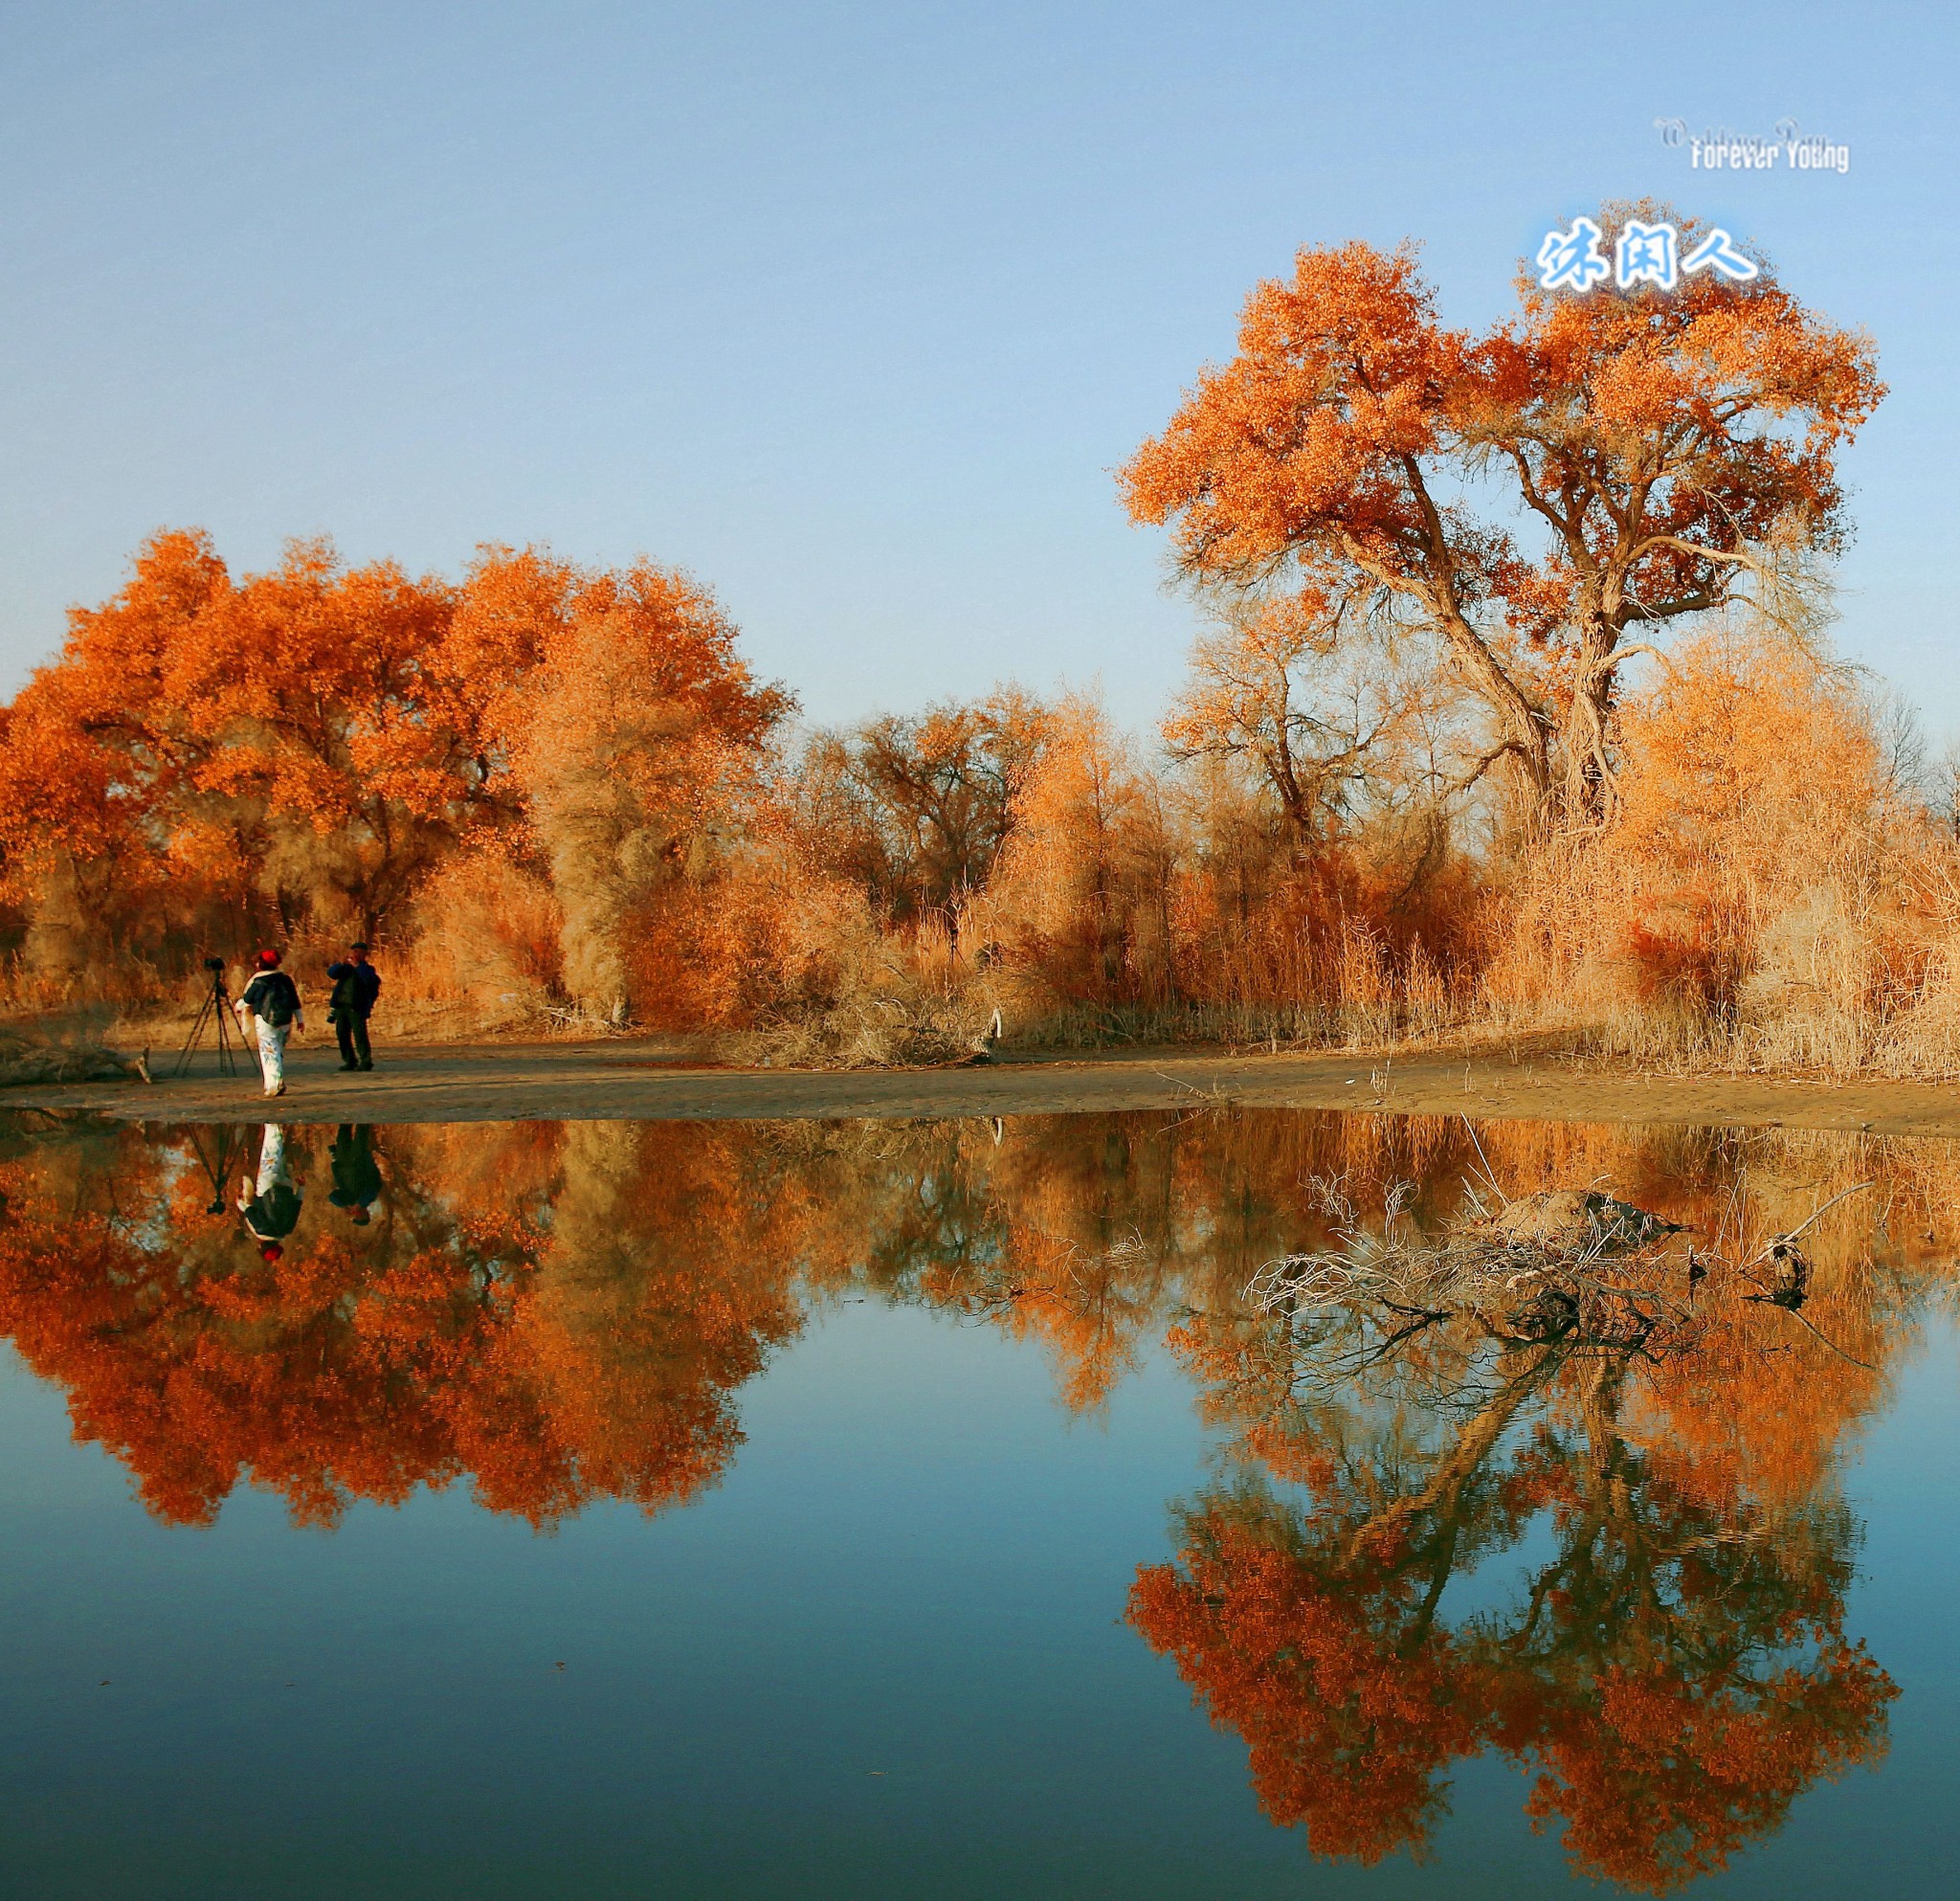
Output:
[2, 1, 1951, 736]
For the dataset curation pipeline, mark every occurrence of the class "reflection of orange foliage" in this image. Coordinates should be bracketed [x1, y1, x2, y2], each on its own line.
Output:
[1630, 1286, 1887, 1512]
[1134, 1424, 1896, 1893]
[0, 1121, 812, 1528]
[1510, 1644, 1895, 1892]
[507, 1122, 805, 1511]
[0, 1212, 530, 1527]
[3, 1106, 1947, 1539]
[0, 1101, 1933, 1891]
[1130, 1509, 1480, 1862]
[1118, 1108, 1934, 1889]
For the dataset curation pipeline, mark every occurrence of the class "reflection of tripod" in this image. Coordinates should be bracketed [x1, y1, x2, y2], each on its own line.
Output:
[173, 960, 242, 1079]
[187, 1122, 247, 1212]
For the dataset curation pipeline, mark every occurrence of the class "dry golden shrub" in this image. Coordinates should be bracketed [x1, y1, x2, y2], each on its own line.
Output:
[613, 833, 991, 1067]
[1486, 629, 1960, 1074]
[394, 839, 566, 1028]
[964, 695, 1178, 1031]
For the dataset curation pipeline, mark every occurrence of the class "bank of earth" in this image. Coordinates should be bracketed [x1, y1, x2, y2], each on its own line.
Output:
[7, 1039, 1960, 1134]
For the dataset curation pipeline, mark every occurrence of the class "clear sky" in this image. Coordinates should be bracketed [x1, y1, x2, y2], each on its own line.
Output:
[2, 1, 1952, 737]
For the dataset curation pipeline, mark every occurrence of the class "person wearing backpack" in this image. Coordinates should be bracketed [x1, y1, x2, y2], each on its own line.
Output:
[237, 1122, 304, 1260]
[234, 949, 305, 1098]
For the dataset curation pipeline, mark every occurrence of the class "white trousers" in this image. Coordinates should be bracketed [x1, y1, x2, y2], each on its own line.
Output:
[255, 1122, 290, 1196]
[254, 1018, 288, 1095]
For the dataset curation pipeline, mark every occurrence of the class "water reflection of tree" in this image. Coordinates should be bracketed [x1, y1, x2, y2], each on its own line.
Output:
[0, 1117, 808, 1527]
[0, 1103, 1934, 1886]
[835, 1116, 1186, 1412]
[1131, 1307, 1899, 1892]
[0, 1107, 1938, 1529]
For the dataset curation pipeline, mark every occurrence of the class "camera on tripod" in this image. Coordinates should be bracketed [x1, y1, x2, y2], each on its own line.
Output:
[173, 952, 242, 1078]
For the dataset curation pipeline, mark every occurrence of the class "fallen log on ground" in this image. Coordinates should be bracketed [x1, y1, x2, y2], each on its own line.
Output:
[0, 1032, 151, 1086]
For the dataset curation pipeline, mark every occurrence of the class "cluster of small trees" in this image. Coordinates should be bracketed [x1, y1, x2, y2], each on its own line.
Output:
[0, 522, 1462, 1048]
[0, 533, 787, 1025]
[7, 204, 1959, 1065]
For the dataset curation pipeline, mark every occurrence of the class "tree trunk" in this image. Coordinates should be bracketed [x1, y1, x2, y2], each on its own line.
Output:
[24, 853, 89, 989]
[1555, 620, 1620, 829]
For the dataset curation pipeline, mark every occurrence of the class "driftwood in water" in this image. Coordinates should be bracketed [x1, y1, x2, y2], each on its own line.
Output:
[1474, 1188, 1682, 1253]
[1250, 1186, 1684, 1328]
[1242, 1167, 1874, 1386]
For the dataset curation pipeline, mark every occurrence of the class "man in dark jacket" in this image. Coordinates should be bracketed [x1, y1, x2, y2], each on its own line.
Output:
[328, 1124, 384, 1224]
[326, 942, 382, 1071]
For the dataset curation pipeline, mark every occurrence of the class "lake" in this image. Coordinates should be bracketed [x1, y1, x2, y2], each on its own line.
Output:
[0, 1107, 1953, 1898]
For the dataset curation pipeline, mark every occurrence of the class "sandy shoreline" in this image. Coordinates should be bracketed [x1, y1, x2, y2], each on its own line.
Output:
[4, 1037, 1959, 1134]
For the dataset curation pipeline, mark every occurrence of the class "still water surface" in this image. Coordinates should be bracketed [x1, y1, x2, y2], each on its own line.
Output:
[0, 1108, 1954, 1898]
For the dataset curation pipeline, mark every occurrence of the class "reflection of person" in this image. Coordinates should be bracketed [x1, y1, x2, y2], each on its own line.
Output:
[325, 942, 381, 1072]
[234, 949, 305, 1098]
[237, 1124, 303, 1260]
[328, 1124, 384, 1224]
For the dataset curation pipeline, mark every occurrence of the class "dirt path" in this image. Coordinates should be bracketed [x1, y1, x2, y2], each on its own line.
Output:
[6, 1037, 1960, 1134]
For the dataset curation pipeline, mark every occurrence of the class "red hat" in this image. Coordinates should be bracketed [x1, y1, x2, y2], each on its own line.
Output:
[256, 949, 280, 969]
[259, 1241, 283, 1262]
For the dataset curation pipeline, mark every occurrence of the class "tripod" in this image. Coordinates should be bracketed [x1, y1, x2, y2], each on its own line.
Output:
[173, 964, 242, 1079]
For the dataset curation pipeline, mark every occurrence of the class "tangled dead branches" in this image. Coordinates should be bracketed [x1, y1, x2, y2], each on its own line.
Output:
[1238, 1170, 1874, 1399]
[1245, 1182, 1693, 1350]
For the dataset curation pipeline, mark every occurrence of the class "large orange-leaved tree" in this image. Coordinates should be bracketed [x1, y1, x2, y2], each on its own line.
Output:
[1119, 210, 1883, 828]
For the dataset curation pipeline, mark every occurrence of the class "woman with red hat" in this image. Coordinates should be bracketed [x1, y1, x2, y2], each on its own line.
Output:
[234, 949, 306, 1098]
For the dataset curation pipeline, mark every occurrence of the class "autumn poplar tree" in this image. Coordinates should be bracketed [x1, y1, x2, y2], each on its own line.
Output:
[481, 552, 791, 1023]
[0, 529, 237, 975]
[1133, 1336, 1897, 1890]
[0, 529, 490, 967]
[798, 689, 1051, 927]
[1120, 211, 1883, 827]
[185, 538, 474, 940]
